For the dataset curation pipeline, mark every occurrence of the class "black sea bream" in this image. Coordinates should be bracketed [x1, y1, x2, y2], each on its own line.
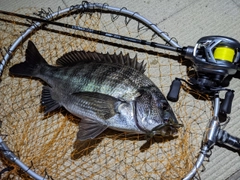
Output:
[9, 41, 181, 140]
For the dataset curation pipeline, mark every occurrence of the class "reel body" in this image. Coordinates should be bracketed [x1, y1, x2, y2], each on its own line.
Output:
[184, 36, 240, 92]
[190, 36, 240, 90]
[168, 36, 240, 114]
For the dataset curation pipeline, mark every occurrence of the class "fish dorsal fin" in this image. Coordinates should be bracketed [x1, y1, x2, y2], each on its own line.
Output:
[56, 51, 146, 73]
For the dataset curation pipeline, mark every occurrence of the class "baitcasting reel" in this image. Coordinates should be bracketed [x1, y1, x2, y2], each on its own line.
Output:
[168, 36, 240, 114]
[168, 35, 240, 179]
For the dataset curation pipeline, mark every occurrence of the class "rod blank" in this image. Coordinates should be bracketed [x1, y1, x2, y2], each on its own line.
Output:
[0, 9, 180, 53]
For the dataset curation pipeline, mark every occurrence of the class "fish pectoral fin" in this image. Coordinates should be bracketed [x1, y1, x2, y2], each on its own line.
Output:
[72, 92, 119, 120]
[77, 118, 108, 141]
[41, 86, 61, 114]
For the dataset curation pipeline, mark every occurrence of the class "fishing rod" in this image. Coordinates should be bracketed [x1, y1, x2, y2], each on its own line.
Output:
[0, 9, 180, 53]
[2, 10, 240, 87]
[3, 11, 240, 85]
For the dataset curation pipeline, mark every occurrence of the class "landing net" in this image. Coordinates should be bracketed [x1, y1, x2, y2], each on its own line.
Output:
[0, 2, 212, 179]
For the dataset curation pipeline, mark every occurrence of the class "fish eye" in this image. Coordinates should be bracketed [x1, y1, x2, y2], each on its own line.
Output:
[156, 100, 169, 110]
[162, 102, 169, 111]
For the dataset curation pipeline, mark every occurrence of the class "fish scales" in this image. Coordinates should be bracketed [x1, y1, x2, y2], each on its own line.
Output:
[9, 41, 182, 141]
[41, 63, 149, 101]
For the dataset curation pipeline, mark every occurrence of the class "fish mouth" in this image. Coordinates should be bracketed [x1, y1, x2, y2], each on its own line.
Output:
[153, 109, 182, 136]
[152, 123, 182, 137]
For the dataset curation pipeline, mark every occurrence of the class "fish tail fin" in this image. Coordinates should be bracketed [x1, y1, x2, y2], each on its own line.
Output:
[9, 41, 48, 77]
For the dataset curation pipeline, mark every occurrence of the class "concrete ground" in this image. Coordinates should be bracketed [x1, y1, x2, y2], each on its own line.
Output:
[0, 0, 240, 179]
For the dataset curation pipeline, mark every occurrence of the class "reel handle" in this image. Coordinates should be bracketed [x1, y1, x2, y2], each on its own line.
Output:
[220, 90, 234, 114]
[167, 78, 181, 102]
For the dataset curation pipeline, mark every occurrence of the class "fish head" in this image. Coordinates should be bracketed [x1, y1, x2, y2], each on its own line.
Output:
[135, 88, 182, 137]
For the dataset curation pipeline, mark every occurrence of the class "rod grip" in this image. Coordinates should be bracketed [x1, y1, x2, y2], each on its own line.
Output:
[217, 129, 240, 151]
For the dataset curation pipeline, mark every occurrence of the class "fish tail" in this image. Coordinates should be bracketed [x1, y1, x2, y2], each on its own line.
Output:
[9, 41, 48, 77]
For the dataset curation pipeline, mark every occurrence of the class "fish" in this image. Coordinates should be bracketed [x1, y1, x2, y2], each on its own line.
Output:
[9, 40, 181, 141]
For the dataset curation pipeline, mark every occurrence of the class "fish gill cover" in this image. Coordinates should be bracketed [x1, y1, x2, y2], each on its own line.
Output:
[0, 2, 212, 179]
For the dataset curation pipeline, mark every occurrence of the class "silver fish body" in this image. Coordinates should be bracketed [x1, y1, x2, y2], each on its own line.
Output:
[9, 41, 181, 140]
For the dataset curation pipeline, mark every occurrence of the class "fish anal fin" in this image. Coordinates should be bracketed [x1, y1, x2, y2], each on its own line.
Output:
[41, 86, 61, 114]
[77, 118, 108, 141]
[56, 51, 146, 73]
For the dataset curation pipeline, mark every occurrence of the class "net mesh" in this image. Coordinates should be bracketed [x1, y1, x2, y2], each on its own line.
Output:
[0, 5, 212, 179]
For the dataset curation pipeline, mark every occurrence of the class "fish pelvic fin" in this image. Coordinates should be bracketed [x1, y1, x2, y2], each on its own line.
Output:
[77, 118, 108, 141]
[56, 51, 146, 73]
[41, 86, 61, 114]
[9, 40, 48, 77]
